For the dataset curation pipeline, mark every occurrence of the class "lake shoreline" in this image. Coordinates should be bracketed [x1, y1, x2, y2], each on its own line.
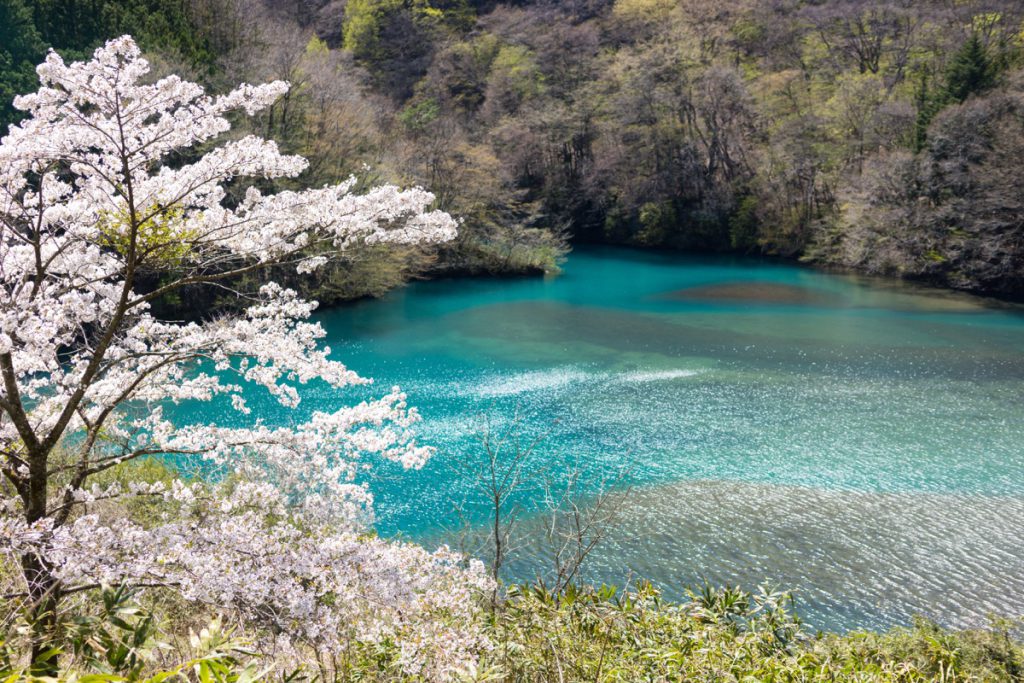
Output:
[322, 242, 1024, 316]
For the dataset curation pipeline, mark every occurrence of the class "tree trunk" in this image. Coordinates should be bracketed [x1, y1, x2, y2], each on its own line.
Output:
[22, 449, 60, 676]
[21, 551, 61, 676]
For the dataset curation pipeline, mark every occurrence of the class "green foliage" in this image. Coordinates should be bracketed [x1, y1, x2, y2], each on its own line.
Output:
[611, 0, 678, 31]
[1, 588, 262, 683]
[0, 0, 214, 132]
[815, 617, 1024, 682]
[602, 205, 633, 243]
[415, 0, 475, 34]
[729, 195, 760, 250]
[28, 0, 211, 64]
[342, 0, 405, 60]
[431, 35, 501, 111]
[452, 226, 568, 275]
[65, 586, 163, 678]
[0, 0, 45, 132]
[637, 201, 676, 245]
[343, 0, 474, 62]
[730, 14, 765, 55]
[946, 34, 997, 103]
[87, 456, 183, 526]
[98, 202, 196, 265]
[305, 35, 329, 56]
[399, 96, 440, 132]
[2, 567, 1023, 681]
[482, 582, 1024, 681]
[913, 70, 945, 152]
[488, 44, 543, 102]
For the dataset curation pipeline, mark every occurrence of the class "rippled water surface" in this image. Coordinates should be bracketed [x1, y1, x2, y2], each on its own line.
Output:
[172, 247, 1024, 631]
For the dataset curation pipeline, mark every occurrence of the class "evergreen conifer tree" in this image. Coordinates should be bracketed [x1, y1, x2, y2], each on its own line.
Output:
[946, 33, 995, 103]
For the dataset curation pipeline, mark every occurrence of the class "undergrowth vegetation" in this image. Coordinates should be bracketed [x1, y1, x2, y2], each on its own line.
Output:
[2, 579, 1022, 681]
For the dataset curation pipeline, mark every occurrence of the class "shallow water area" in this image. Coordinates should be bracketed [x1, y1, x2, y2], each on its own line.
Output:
[169, 246, 1024, 632]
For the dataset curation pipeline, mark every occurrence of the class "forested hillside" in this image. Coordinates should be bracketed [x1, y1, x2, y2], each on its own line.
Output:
[3, 0, 1024, 297]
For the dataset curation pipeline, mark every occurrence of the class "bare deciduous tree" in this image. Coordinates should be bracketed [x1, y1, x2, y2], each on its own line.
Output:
[447, 410, 632, 604]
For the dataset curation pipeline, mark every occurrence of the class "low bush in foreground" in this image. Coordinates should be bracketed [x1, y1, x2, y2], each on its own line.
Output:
[2, 581, 1021, 682]
[482, 583, 1024, 682]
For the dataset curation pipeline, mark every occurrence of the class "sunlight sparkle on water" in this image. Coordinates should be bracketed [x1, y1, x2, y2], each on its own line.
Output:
[170, 246, 1024, 631]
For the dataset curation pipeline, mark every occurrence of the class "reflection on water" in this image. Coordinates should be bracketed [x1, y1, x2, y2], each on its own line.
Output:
[667, 278, 996, 313]
[169, 246, 1024, 632]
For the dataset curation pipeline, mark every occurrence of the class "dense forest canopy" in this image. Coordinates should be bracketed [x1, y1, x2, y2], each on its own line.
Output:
[2, 0, 1023, 297]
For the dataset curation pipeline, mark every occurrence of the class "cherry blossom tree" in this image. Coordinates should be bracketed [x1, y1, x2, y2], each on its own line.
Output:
[0, 36, 490, 679]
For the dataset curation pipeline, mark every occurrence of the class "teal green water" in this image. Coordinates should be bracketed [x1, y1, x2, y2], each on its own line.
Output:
[170, 246, 1024, 631]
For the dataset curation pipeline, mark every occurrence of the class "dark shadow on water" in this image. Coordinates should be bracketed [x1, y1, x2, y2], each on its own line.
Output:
[662, 282, 847, 307]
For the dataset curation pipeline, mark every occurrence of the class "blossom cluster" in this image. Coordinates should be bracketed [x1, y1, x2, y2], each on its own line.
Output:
[2, 483, 492, 679]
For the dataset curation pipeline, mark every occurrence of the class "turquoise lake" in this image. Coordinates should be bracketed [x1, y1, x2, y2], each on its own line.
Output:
[170, 246, 1024, 632]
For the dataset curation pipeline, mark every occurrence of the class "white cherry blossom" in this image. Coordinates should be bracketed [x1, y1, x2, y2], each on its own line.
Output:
[0, 36, 486, 679]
